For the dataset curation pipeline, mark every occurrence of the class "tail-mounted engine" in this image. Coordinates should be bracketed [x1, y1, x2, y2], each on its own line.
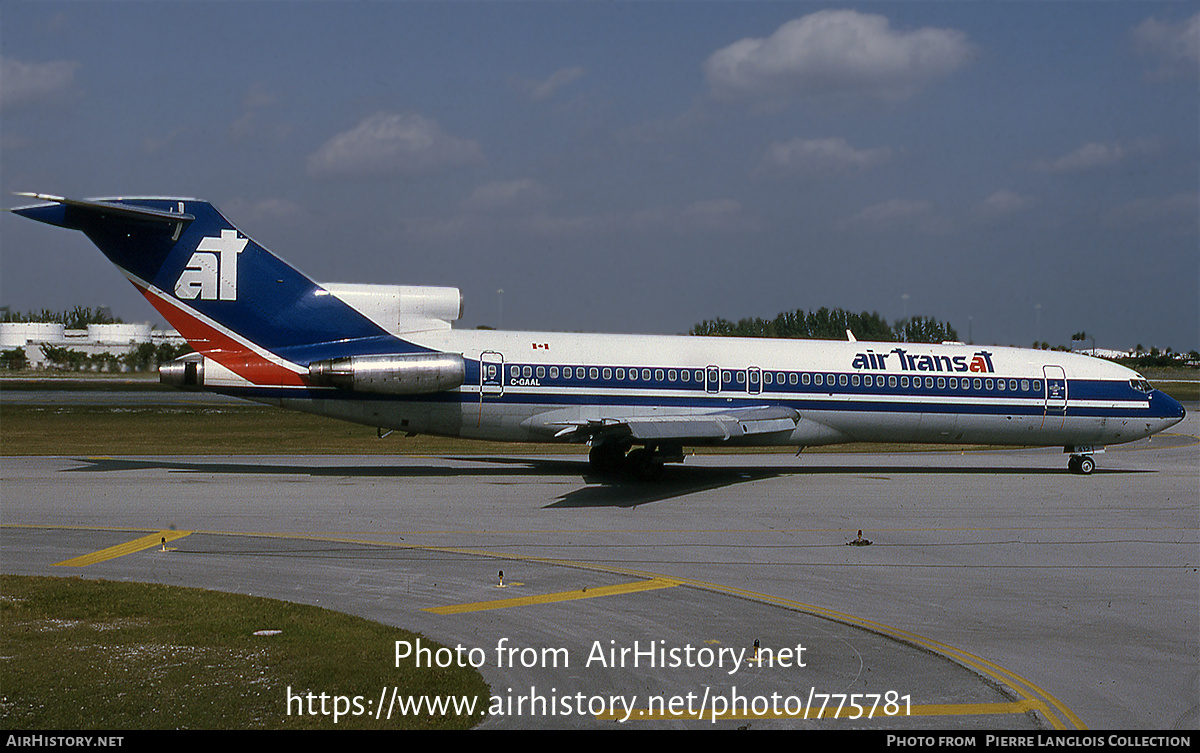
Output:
[308, 352, 465, 395]
[159, 352, 205, 389]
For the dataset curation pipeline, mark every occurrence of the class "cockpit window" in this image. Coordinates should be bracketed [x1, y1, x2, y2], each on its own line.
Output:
[1129, 378, 1153, 393]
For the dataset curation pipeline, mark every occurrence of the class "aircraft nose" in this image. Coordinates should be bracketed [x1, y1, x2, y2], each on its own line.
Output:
[1153, 390, 1186, 424]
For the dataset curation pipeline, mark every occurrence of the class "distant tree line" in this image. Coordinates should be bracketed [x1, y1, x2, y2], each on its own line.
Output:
[1, 306, 122, 328]
[691, 307, 959, 344]
[1120, 346, 1199, 369]
[0, 342, 193, 372]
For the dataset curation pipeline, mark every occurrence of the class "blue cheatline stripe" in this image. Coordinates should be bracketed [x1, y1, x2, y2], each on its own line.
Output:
[215, 385, 1157, 419]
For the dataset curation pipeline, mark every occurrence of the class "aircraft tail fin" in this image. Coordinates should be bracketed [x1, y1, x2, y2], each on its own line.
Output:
[11, 194, 422, 385]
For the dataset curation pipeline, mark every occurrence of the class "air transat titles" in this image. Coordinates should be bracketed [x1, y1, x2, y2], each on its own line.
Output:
[851, 348, 995, 374]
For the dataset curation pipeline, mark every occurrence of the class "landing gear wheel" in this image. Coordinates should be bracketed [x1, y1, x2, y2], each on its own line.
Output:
[1068, 455, 1095, 475]
[589, 443, 628, 474]
[625, 447, 664, 481]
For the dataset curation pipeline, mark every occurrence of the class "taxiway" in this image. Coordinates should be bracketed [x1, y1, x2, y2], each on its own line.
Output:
[2, 411, 1195, 729]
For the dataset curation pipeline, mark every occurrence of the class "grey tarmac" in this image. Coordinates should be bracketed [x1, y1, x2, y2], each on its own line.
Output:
[1, 407, 1195, 729]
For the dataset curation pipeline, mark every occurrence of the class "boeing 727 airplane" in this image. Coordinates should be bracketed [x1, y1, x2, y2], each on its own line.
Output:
[12, 193, 1185, 477]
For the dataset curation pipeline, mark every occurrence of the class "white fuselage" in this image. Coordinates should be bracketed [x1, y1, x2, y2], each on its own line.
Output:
[214, 329, 1185, 451]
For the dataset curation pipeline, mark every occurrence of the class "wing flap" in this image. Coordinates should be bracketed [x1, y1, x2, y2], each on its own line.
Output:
[537, 405, 799, 443]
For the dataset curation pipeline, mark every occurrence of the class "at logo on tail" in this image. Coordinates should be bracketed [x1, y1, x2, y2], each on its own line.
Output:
[174, 229, 247, 301]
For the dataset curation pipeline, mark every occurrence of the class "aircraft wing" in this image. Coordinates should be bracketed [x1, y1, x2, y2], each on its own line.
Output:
[547, 405, 799, 443]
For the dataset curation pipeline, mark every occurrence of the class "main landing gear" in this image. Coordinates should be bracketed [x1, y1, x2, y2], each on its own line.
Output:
[589, 441, 682, 480]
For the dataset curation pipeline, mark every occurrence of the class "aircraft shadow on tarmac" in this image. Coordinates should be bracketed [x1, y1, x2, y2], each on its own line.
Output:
[65, 456, 1147, 510]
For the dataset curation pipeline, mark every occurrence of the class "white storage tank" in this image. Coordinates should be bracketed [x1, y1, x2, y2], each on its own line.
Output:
[86, 323, 152, 344]
[0, 322, 66, 347]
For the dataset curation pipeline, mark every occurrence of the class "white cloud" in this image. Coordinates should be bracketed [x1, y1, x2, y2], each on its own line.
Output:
[854, 199, 934, 224]
[1032, 139, 1159, 173]
[757, 137, 892, 179]
[675, 199, 761, 233]
[844, 198, 949, 234]
[225, 197, 301, 222]
[973, 190, 1033, 220]
[1107, 192, 1198, 227]
[307, 112, 484, 178]
[514, 67, 585, 102]
[229, 83, 290, 142]
[463, 179, 548, 213]
[1132, 13, 1199, 79]
[704, 10, 974, 107]
[1, 56, 79, 111]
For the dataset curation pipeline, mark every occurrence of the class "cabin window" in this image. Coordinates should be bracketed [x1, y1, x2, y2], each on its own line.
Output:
[937, 377, 945, 389]
[763, 372, 773, 385]
[641, 369, 651, 381]
[851, 374, 860, 387]
[1009, 379, 1018, 391]
[813, 373, 823, 386]
[922, 376, 931, 389]
[586, 367, 596, 380]
[985, 379, 994, 390]
[900, 376, 909, 388]
[536, 366, 545, 378]
[722, 370, 732, 384]
[736, 371, 745, 384]
[550, 366, 559, 378]
[949, 377, 957, 389]
[668, 369, 677, 382]
[998, 379, 1006, 391]
[602, 368, 611, 380]
[864, 375, 873, 387]
[888, 375, 898, 388]
[973, 378, 982, 390]
[1021, 379, 1029, 391]
[615, 368, 624, 380]
[681, 370, 689, 382]
[521, 366, 532, 377]
[839, 374, 848, 387]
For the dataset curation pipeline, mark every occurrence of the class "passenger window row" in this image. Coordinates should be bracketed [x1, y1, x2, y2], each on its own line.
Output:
[505, 364, 1043, 395]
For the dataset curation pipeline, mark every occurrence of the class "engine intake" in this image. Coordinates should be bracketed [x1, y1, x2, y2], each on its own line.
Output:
[308, 352, 465, 395]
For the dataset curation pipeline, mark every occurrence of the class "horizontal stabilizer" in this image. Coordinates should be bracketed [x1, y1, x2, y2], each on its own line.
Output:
[12, 193, 195, 228]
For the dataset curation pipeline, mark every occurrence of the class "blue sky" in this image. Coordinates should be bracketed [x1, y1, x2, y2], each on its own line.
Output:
[2, 2, 1197, 351]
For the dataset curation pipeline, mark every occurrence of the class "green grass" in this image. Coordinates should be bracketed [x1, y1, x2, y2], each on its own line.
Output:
[0, 405, 589, 456]
[0, 405, 1014, 456]
[0, 575, 489, 730]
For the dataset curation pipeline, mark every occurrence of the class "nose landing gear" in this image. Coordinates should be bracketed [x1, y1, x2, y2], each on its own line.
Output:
[1065, 445, 1102, 475]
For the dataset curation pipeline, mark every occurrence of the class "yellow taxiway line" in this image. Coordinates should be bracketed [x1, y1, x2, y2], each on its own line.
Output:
[425, 578, 679, 614]
[11, 524, 1083, 727]
[53, 530, 192, 567]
